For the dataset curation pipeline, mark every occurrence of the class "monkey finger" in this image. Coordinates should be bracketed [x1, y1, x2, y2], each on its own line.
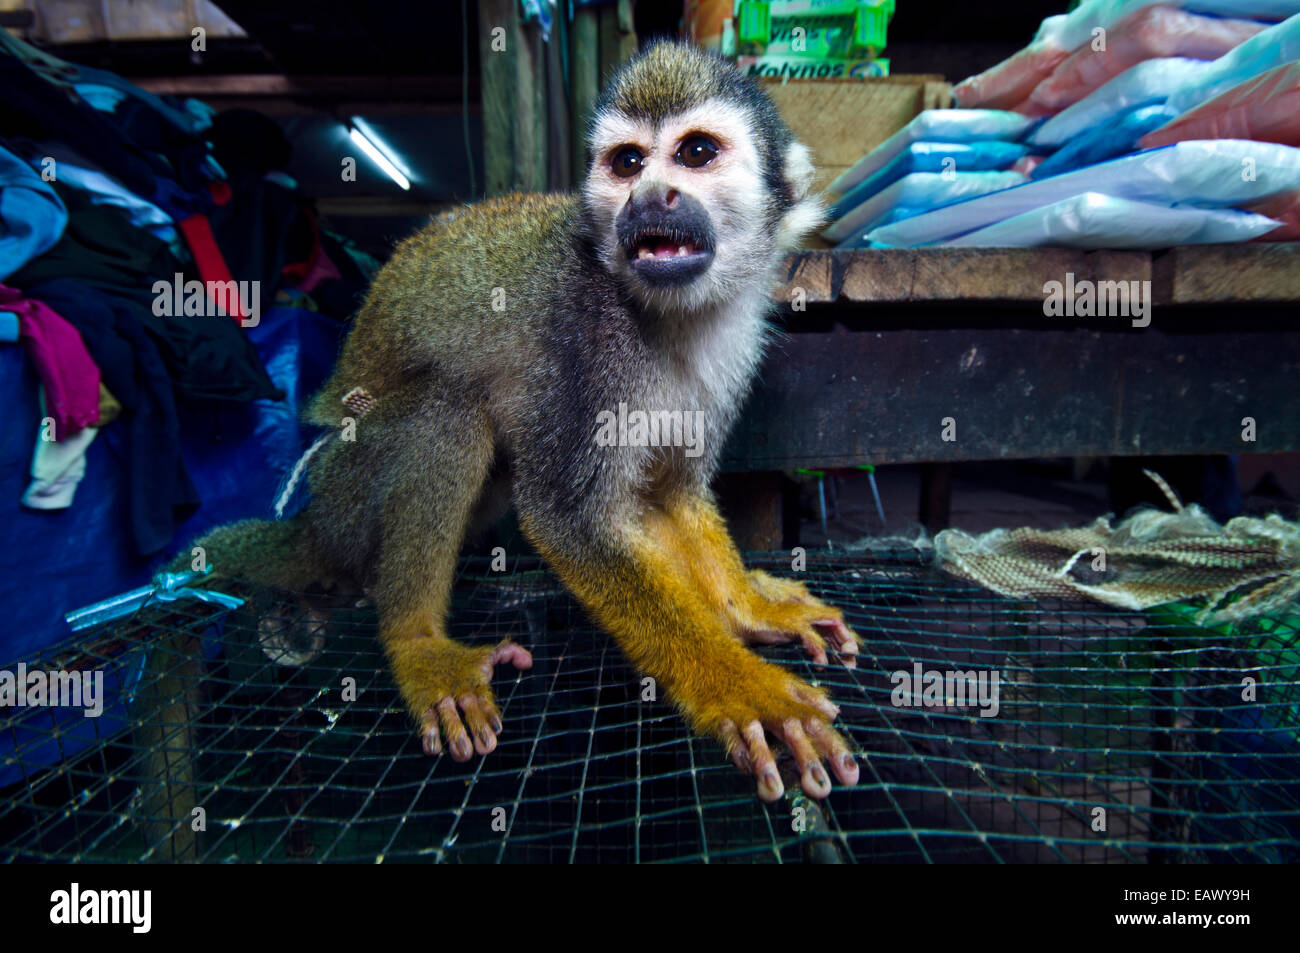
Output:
[740, 627, 794, 647]
[805, 718, 859, 787]
[742, 721, 783, 802]
[458, 694, 497, 756]
[718, 720, 751, 774]
[788, 682, 839, 721]
[420, 709, 443, 756]
[810, 618, 859, 668]
[436, 697, 474, 761]
[797, 625, 830, 666]
[488, 639, 534, 671]
[778, 718, 832, 798]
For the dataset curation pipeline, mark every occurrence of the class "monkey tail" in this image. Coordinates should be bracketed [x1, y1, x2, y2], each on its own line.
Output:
[169, 515, 330, 591]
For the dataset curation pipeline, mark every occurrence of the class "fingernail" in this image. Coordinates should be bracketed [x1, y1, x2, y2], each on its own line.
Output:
[491, 716, 503, 732]
[810, 764, 830, 789]
[842, 753, 856, 771]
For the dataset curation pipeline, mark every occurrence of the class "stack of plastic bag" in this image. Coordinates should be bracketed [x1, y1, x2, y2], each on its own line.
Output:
[858, 2, 1300, 248]
[822, 110, 1035, 247]
[867, 140, 1292, 247]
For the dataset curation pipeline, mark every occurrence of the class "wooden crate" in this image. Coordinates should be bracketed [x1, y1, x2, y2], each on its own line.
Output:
[762, 76, 952, 198]
[26, 0, 245, 45]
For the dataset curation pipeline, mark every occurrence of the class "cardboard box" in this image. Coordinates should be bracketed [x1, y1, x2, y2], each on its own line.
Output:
[762, 75, 952, 198]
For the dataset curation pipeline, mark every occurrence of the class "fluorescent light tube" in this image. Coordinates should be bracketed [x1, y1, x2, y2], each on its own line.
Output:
[348, 122, 410, 191]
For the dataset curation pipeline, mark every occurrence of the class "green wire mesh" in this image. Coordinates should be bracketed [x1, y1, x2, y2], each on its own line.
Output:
[2, 548, 1297, 863]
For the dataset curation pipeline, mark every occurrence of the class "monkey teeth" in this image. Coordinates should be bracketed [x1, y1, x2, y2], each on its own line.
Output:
[633, 239, 702, 260]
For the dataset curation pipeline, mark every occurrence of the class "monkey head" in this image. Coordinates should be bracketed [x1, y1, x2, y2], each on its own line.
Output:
[581, 41, 824, 314]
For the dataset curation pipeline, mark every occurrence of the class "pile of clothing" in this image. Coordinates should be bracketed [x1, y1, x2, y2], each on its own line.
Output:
[826, 0, 1300, 248]
[0, 29, 374, 661]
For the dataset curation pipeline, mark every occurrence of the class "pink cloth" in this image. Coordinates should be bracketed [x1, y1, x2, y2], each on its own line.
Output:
[1, 283, 100, 436]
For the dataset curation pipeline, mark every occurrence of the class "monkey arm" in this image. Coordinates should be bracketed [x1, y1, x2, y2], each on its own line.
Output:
[662, 493, 861, 667]
[520, 505, 859, 801]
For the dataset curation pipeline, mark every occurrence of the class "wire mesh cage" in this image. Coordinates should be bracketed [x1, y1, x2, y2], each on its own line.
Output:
[2, 548, 1298, 863]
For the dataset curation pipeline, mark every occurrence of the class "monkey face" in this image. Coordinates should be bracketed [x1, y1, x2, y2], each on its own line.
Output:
[583, 98, 814, 313]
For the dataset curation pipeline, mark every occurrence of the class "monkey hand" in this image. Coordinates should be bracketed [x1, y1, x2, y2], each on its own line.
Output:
[387, 636, 533, 761]
[733, 570, 861, 669]
[679, 646, 859, 802]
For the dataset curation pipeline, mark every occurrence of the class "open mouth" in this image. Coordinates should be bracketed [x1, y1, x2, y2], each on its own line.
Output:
[625, 232, 714, 285]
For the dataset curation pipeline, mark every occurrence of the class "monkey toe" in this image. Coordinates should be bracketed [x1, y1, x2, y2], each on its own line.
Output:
[708, 663, 854, 802]
[482, 639, 534, 674]
[740, 600, 861, 669]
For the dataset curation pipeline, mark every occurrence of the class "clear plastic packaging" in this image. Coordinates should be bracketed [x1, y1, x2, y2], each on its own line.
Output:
[1246, 189, 1300, 238]
[941, 191, 1279, 248]
[1165, 11, 1300, 113]
[1031, 103, 1177, 178]
[1030, 57, 1212, 147]
[1139, 60, 1300, 148]
[826, 140, 1030, 220]
[828, 109, 1037, 195]
[823, 171, 1028, 244]
[867, 140, 1300, 246]
[1026, 6, 1265, 115]
[951, 23, 1071, 110]
[1037, 0, 1297, 56]
[954, 1, 1300, 110]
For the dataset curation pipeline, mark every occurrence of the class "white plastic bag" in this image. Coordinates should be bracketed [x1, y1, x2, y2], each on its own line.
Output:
[823, 171, 1028, 243]
[868, 140, 1300, 246]
[1031, 57, 1212, 147]
[829, 111, 1037, 195]
[942, 191, 1279, 248]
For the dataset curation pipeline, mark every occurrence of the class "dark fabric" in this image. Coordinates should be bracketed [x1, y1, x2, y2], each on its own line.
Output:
[309, 228, 372, 319]
[8, 180, 282, 404]
[0, 53, 168, 203]
[207, 170, 312, 316]
[210, 108, 293, 176]
[8, 177, 181, 296]
[25, 278, 199, 555]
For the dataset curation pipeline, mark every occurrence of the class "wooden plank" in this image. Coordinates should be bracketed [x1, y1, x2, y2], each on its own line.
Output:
[1154, 244, 1300, 304]
[570, 6, 600, 188]
[774, 246, 1300, 306]
[721, 313, 1300, 470]
[478, 0, 517, 197]
[598, 0, 636, 86]
[547, 5, 571, 190]
[521, 23, 548, 193]
[134, 74, 465, 98]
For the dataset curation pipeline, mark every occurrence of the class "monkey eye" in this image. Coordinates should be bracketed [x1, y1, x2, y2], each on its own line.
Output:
[610, 147, 644, 178]
[676, 134, 719, 168]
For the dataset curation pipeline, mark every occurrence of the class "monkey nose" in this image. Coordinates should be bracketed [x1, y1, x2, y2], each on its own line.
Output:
[629, 184, 681, 215]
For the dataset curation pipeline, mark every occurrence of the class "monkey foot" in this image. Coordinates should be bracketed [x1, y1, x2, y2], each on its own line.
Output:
[411, 639, 533, 761]
[737, 571, 861, 669]
[713, 674, 859, 802]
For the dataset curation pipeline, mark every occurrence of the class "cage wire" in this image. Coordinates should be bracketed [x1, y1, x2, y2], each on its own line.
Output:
[2, 548, 1298, 864]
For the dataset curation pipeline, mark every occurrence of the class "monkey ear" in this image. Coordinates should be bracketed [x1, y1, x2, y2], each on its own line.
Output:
[776, 140, 826, 251]
[784, 140, 816, 203]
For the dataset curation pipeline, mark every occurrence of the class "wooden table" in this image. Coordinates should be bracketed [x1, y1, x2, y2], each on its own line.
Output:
[718, 244, 1300, 545]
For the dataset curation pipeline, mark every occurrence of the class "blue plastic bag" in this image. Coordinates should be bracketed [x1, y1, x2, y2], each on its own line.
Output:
[827, 141, 1030, 221]
[1031, 104, 1177, 179]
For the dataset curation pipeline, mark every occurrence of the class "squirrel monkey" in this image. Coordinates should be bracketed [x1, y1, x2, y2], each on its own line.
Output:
[187, 41, 861, 802]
